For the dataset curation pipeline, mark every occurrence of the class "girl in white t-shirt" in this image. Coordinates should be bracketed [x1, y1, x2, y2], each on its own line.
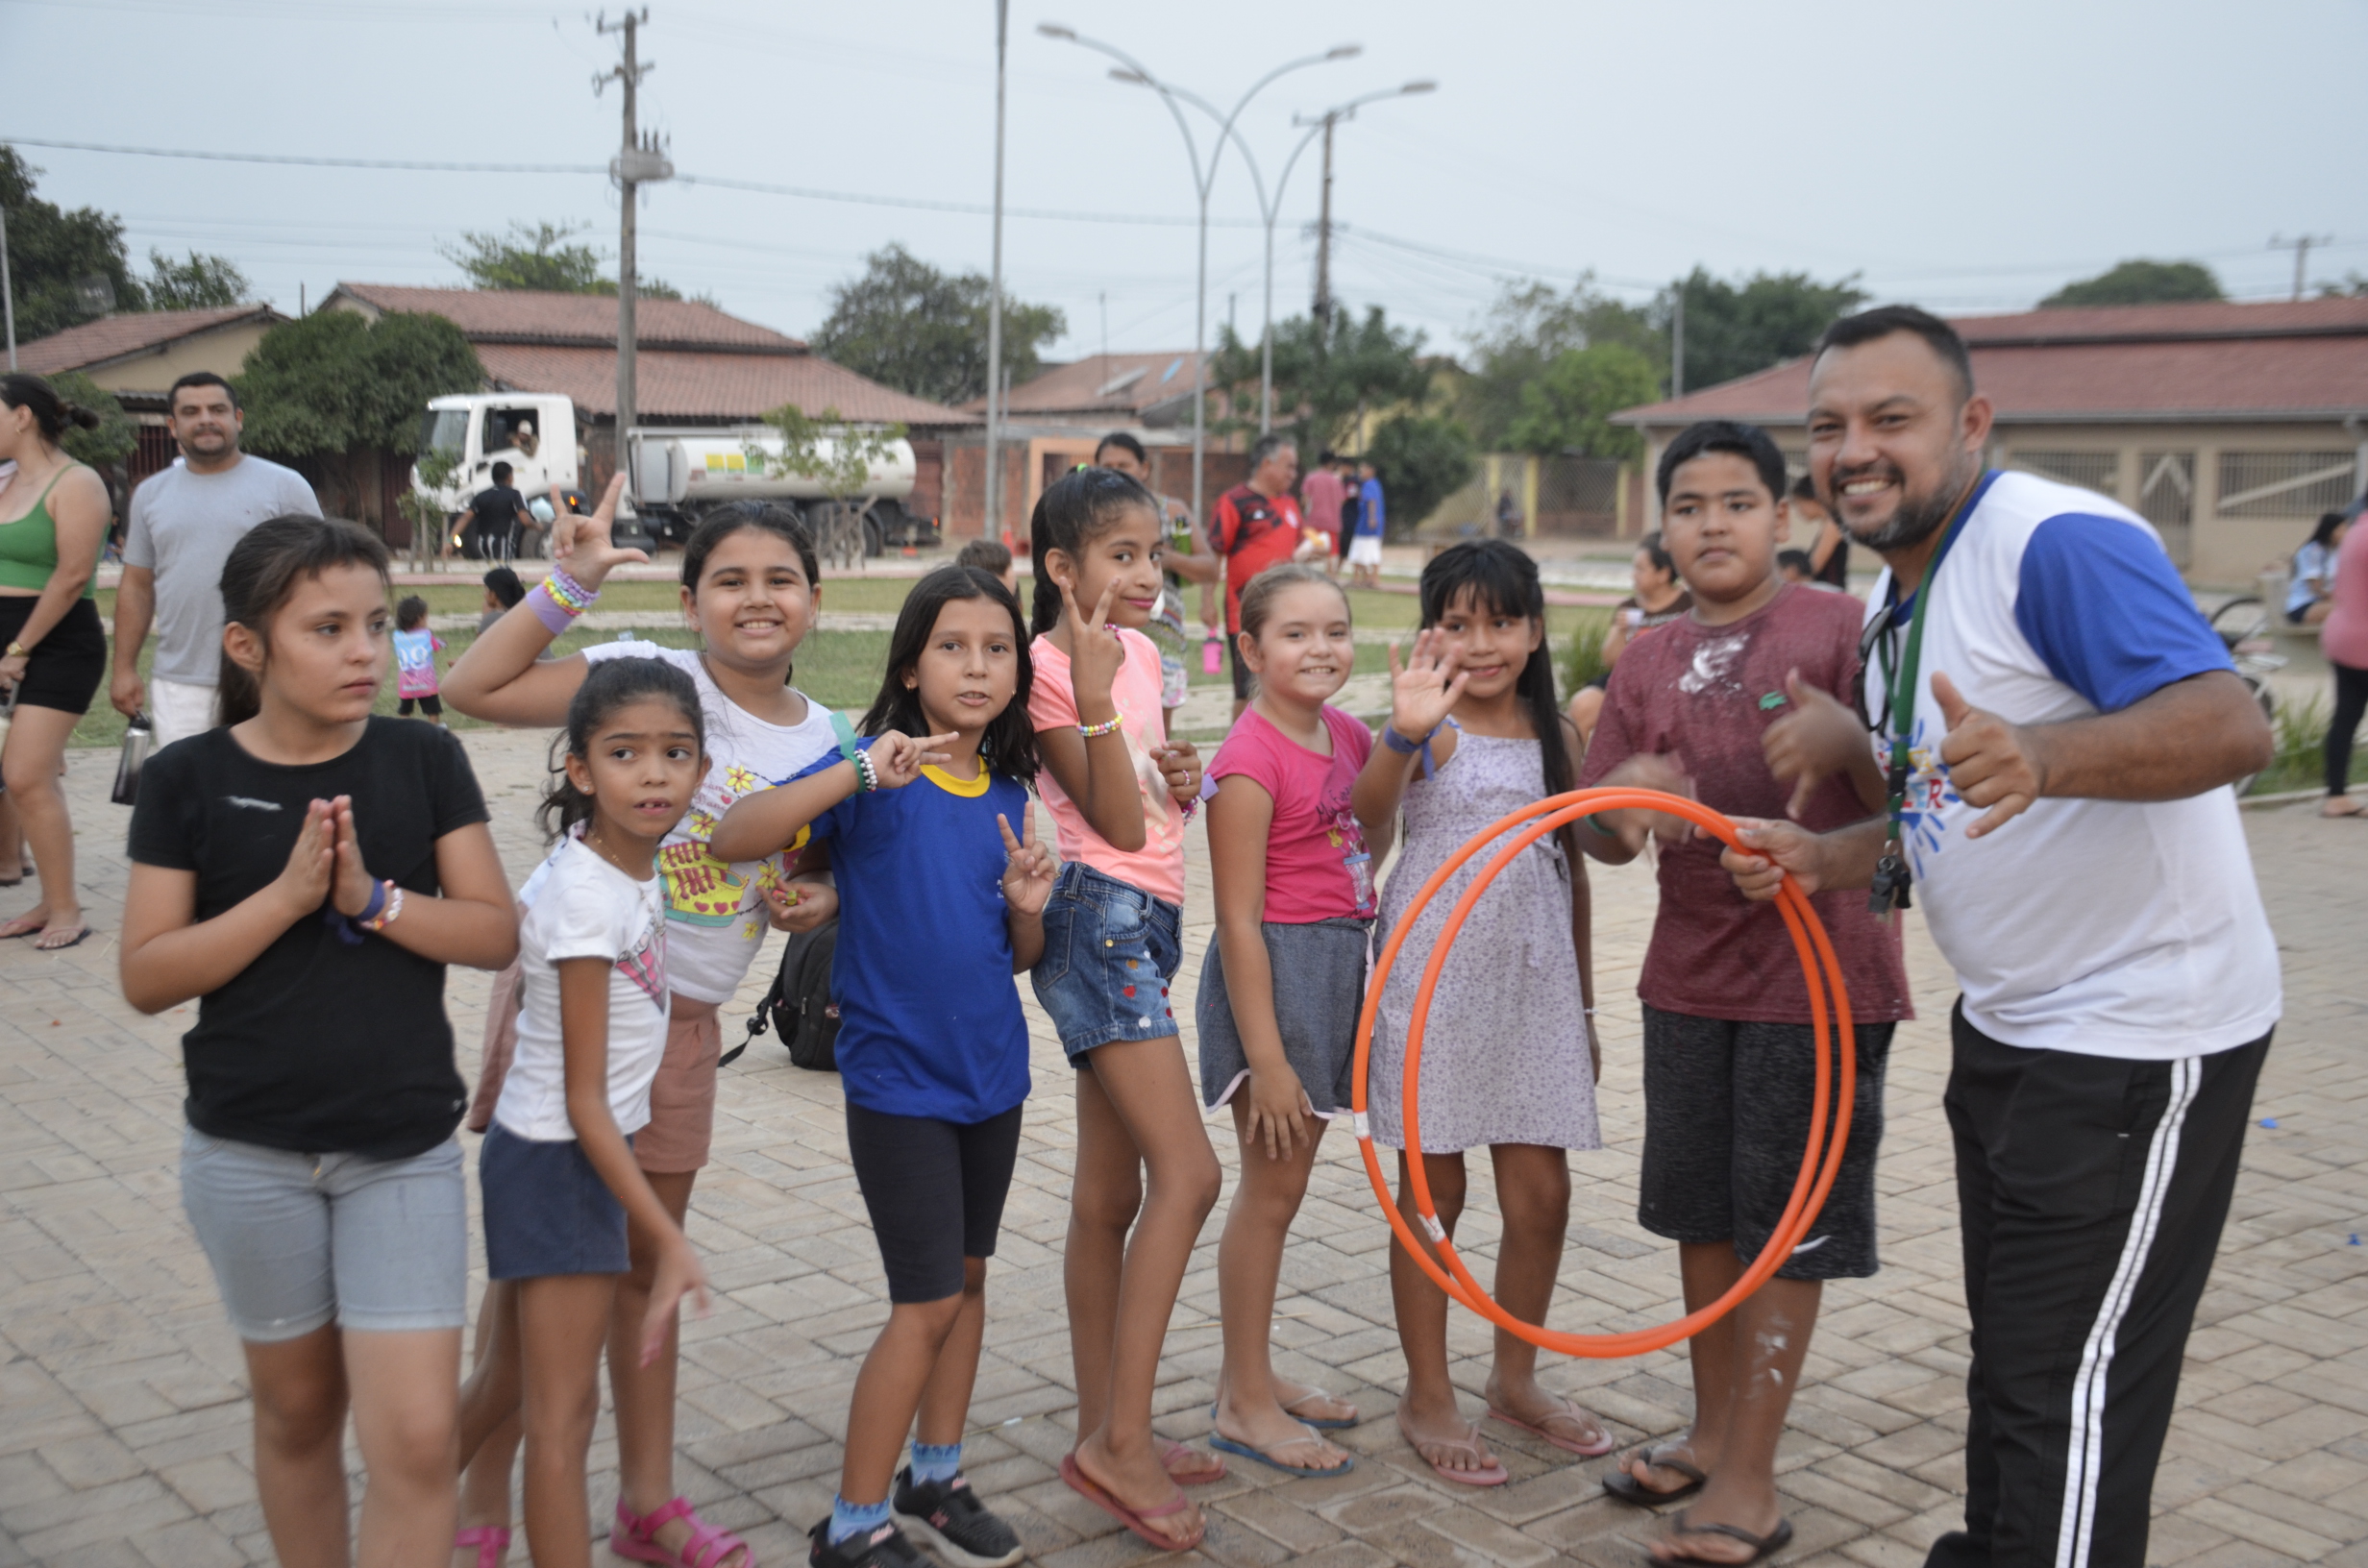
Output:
[456, 657, 712, 1568]
[443, 489, 830, 1568]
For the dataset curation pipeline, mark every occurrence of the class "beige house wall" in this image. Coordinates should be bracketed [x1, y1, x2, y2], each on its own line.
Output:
[1639, 418, 2368, 589]
[74, 324, 274, 398]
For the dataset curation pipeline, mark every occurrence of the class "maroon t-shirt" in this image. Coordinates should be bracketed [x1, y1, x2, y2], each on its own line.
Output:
[1579, 584, 1912, 1025]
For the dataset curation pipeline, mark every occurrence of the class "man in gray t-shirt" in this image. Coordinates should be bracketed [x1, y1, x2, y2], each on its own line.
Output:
[114, 373, 320, 747]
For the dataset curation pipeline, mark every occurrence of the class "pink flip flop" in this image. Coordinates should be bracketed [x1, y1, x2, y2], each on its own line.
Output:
[1488, 1398, 1616, 1457]
[1060, 1452, 1206, 1551]
[454, 1525, 510, 1568]
[1160, 1437, 1227, 1485]
[611, 1496, 751, 1568]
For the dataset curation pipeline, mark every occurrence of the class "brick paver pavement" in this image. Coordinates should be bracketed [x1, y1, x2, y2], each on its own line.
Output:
[3, 729, 2363, 1567]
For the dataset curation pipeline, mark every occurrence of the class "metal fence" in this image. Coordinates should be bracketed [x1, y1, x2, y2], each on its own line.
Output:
[2008, 450, 2122, 498]
[2136, 451, 2195, 566]
[2215, 452, 2357, 519]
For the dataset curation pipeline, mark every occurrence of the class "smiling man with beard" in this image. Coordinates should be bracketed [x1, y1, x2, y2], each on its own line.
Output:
[1719, 306, 2279, 1568]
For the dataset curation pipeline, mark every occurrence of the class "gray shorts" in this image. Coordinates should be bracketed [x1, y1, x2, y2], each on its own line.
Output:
[180, 1127, 469, 1342]
[1638, 1005, 1894, 1281]
[1196, 918, 1371, 1115]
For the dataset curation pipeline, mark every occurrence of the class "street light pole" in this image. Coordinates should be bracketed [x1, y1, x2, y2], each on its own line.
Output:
[986, 0, 1008, 544]
[1038, 24, 1356, 532]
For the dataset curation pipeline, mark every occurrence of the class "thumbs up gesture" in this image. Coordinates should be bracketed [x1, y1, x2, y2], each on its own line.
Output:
[1933, 672, 2047, 840]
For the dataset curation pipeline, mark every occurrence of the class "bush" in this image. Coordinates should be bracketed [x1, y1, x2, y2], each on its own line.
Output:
[1364, 414, 1477, 538]
[1558, 609, 1614, 700]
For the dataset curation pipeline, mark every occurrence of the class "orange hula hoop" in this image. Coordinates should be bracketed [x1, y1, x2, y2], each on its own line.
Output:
[1349, 787, 1856, 1358]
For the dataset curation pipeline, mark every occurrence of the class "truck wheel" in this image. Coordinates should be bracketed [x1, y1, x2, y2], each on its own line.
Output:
[863, 515, 883, 558]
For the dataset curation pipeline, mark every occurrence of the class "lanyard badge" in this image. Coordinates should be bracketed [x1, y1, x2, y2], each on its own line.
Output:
[1868, 478, 1986, 917]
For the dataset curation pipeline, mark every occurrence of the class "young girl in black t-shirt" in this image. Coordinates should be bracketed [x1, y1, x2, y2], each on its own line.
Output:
[121, 517, 518, 1568]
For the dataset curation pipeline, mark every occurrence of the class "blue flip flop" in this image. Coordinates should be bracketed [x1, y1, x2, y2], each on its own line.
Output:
[1211, 1396, 1360, 1432]
[1205, 1426, 1354, 1478]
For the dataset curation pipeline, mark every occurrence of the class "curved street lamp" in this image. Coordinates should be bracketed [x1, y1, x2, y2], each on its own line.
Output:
[1038, 23, 1357, 529]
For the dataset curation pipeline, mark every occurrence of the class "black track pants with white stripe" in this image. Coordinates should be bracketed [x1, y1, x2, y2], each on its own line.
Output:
[1924, 1002, 2271, 1568]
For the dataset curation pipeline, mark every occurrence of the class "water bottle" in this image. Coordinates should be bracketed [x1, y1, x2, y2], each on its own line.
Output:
[1201, 628, 1223, 675]
[111, 709, 152, 807]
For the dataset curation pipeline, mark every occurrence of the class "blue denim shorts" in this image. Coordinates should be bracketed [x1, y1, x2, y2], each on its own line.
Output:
[480, 1122, 632, 1281]
[180, 1127, 468, 1342]
[1030, 861, 1184, 1063]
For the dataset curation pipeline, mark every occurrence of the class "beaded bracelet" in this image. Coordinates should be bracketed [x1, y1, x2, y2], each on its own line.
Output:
[1078, 716, 1124, 739]
[358, 880, 404, 933]
[851, 748, 879, 794]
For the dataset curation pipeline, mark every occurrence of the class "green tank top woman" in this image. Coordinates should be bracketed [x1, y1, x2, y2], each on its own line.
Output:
[0, 465, 98, 599]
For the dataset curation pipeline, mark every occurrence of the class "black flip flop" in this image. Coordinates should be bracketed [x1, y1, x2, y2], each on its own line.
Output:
[34, 926, 90, 952]
[1603, 1446, 1707, 1507]
[1656, 1508, 1792, 1564]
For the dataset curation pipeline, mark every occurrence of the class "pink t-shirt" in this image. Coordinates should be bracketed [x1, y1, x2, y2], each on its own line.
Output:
[1207, 703, 1377, 923]
[1028, 627, 1187, 905]
[2321, 520, 2368, 670]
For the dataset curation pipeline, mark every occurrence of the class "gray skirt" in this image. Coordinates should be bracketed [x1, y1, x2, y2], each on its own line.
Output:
[1196, 918, 1373, 1115]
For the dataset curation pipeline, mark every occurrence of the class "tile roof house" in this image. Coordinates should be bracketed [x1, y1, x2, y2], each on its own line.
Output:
[1616, 297, 2368, 582]
[963, 351, 1205, 427]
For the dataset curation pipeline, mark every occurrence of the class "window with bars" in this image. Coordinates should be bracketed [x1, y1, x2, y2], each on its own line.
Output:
[2214, 453, 2356, 519]
[2008, 451, 2122, 498]
[2136, 452, 2194, 567]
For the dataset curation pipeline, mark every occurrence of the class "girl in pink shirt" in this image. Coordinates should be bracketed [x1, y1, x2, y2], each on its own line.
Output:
[2318, 513, 2368, 816]
[1199, 563, 1377, 1482]
[1024, 469, 1223, 1550]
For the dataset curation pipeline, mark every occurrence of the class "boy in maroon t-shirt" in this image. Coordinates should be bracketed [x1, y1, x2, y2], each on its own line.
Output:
[1576, 419, 1907, 1563]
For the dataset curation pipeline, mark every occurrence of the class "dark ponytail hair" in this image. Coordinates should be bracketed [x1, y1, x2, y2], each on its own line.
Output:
[864, 564, 1038, 787]
[0, 373, 102, 445]
[539, 656, 706, 842]
[1637, 529, 1676, 581]
[215, 516, 392, 727]
[1026, 466, 1160, 638]
[680, 500, 822, 682]
[1417, 540, 1579, 854]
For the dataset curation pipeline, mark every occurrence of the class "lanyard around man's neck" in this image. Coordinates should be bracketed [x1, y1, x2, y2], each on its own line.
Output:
[1868, 475, 1987, 916]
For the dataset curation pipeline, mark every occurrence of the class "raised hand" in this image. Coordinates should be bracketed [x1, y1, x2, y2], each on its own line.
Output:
[549, 473, 649, 589]
[1386, 628, 1468, 748]
[327, 796, 380, 917]
[638, 1232, 711, 1367]
[1152, 739, 1202, 804]
[1763, 668, 1876, 819]
[999, 805, 1059, 917]
[867, 730, 959, 790]
[1064, 577, 1128, 719]
[272, 799, 337, 920]
[1933, 672, 2044, 839]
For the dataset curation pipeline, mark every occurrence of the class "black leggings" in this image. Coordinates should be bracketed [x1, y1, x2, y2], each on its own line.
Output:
[2330, 660, 2368, 796]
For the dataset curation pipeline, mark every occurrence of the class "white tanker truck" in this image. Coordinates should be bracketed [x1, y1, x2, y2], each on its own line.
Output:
[415, 393, 934, 556]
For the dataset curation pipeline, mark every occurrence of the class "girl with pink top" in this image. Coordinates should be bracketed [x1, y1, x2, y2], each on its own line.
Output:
[1198, 562, 1378, 1482]
[1024, 469, 1225, 1551]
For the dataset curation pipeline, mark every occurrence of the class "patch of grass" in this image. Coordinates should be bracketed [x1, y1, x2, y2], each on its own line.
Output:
[2242, 692, 2368, 796]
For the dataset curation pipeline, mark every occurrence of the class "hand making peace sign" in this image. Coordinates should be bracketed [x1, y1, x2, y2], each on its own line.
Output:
[549, 473, 651, 590]
[999, 804, 1059, 917]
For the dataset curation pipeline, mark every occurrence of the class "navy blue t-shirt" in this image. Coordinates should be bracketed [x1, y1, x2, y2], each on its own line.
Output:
[794, 745, 1034, 1124]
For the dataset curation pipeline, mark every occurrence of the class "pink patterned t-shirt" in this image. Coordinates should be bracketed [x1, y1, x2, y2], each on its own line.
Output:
[1207, 703, 1376, 923]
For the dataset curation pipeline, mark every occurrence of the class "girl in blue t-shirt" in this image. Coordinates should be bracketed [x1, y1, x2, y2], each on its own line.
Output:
[710, 564, 1056, 1568]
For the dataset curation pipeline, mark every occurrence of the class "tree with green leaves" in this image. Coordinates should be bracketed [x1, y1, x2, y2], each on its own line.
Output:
[142, 249, 250, 311]
[235, 309, 482, 524]
[1504, 343, 1664, 460]
[1365, 415, 1477, 538]
[1663, 267, 1866, 394]
[439, 221, 685, 300]
[754, 404, 908, 571]
[1460, 277, 1661, 450]
[0, 147, 147, 339]
[1205, 305, 1435, 456]
[810, 244, 1064, 406]
[2040, 259, 2223, 308]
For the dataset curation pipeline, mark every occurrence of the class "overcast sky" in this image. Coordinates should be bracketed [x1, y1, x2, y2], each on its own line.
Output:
[5, 0, 2361, 370]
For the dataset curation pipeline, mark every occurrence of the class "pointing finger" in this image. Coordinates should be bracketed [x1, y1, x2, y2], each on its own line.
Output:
[1021, 800, 1036, 843]
[998, 813, 1022, 853]
[1091, 577, 1119, 630]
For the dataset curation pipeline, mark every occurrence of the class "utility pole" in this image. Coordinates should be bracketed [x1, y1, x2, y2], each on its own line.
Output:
[1312, 114, 1336, 329]
[985, 0, 1008, 544]
[597, 10, 670, 502]
[2269, 233, 2333, 302]
[1670, 289, 1686, 399]
[1, 199, 14, 372]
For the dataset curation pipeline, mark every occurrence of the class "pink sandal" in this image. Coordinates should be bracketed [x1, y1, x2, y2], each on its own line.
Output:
[454, 1526, 510, 1568]
[612, 1497, 752, 1568]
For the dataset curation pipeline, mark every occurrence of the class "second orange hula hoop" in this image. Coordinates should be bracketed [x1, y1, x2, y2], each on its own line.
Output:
[1349, 787, 1857, 1358]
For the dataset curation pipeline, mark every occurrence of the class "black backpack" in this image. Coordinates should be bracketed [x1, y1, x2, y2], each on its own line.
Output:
[721, 919, 841, 1072]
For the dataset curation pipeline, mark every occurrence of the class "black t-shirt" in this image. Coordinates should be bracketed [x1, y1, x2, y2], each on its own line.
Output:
[467, 485, 527, 556]
[127, 718, 491, 1158]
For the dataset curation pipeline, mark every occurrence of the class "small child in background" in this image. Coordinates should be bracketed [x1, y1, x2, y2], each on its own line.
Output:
[392, 594, 445, 722]
[456, 657, 713, 1568]
[1199, 562, 1374, 1481]
[1352, 541, 1609, 1485]
[955, 536, 1018, 597]
[711, 564, 1055, 1568]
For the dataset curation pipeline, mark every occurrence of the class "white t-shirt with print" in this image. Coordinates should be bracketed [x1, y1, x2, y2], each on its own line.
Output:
[496, 837, 672, 1140]
[1861, 469, 2280, 1060]
[580, 640, 839, 1004]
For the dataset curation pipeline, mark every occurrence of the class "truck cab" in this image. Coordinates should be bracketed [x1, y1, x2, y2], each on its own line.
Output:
[417, 393, 580, 512]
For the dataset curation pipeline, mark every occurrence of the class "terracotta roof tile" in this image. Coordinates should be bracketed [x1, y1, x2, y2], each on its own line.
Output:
[1619, 297, 2368, 427]
[966, 351, 1202, 417]
[330, 283, 805, 352]
[477, 344, 974, 427]
[13, 306, 284, 375]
